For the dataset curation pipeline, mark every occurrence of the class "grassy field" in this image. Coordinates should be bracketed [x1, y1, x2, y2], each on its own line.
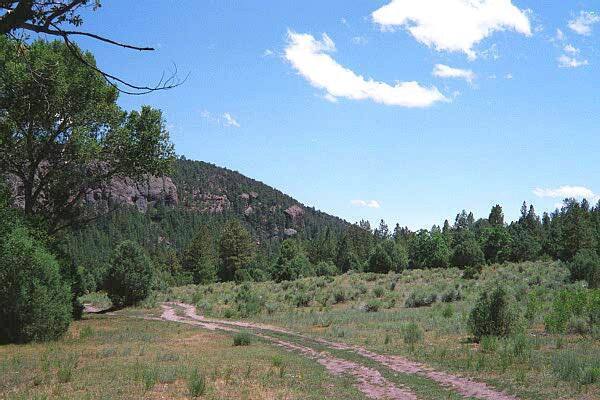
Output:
[0, 314, 361, 399]
[3, 261, 598, 399]
[159, 261, 599, 400]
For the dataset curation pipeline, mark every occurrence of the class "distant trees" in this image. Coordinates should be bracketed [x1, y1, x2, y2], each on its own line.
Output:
[409, 230, 450, 269]
[272, 239, 313, 282]
[104, 241, 155, 308]
[218, 220, 255, 282]
[367, 240, 408, 273]
[568, 249, 599, 289]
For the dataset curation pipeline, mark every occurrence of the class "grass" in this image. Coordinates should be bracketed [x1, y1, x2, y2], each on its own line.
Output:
[0, 315, 362, 399]
[163, 261, 599, 399]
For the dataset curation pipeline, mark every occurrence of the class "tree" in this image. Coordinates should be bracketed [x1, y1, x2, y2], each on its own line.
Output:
[218, 220, 255, 282]
[482, 226, 512, 264]
[568, 249, 599, 289]
[367, 240, 408, 273]
[0, 1, 182, 94]
[0, 37, 175, 233]
[183, 224, 217, 284]
[409, 230, 450, 269]
[451, 237, 485, 268]
[468, 286, 518, 341]
[488, 204, 504, 227]
[335, 234, 362, 272]
[374, 219, 389, 240]
[104, 240, 154, 308]
[272, 239, 313, 282]
[0, 225, 72, 343]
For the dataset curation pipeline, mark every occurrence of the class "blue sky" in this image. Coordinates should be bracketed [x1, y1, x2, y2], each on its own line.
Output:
[72, 1, 599, 229]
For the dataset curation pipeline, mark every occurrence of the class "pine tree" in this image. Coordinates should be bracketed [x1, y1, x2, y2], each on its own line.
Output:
[218, 220, 255, 282]
[183, 224, 217, 284]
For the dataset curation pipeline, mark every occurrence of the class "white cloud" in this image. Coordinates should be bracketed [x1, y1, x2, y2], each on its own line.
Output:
[555, 28, 565, 41]
[533, 186, 595, 199]
[222, 112, 241, 128]
[284, 31, 447, 108]
[558, 54, 588, 68]
[432, 64, 475, 83]
[563, 44, 579, 54]
[568, 11, 600, 36]
[263, 49, 274, 57]
[505, 73, 513, 79]
[352, 36, 368, 45]
[200, 110, 240, 128]
[371, 0, 531, 59]
[351, 199, 381, 209]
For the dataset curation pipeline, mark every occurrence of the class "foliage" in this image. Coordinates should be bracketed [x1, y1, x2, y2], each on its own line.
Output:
[104, 240, 155, 308]
[367, 240, 408, 273]
[187, 368, 207, 397]
[183, 224, 217, 284]
[451, 236, 485, 268]
[468, 286, 519, 341]
[405, 289, 437, 308]
[218, 220, 255, 282]
[567, 249, 599, 288]
[272, 239, 313, 282]
[0, 37, 174, 232]
[233, 331, 252, 346]
[402, 322, 424, 351]
[0, 225, 72, 343]
[544, 289, 599, 334]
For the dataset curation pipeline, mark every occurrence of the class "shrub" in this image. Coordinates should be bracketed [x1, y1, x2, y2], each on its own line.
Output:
[551, 351, 600, 385]
[372, 286, 385, 298]
[440, 287, 462, 303]
[332, 288, 347, 304]
[315, 261, 339, 277]
[364, 299, 382, 312]
[405, 289, 437, 308]
[441, 303, 454, 318]
[293, 290, 312, 307]
[104, 241, 155, 308]
[468, 286, 518, 341]
[233, 331, 252, 346]
[545, 289, 598, 334]
[0, 227, 72, 344]
[402, 322, 424, 351]
[235, 283, 263, 317]
[568, 249, 599, 288]
[188, 368, 206, 397]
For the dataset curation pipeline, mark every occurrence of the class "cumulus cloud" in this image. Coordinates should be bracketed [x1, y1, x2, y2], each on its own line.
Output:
[371, 0, 531, 59]
[351, 199, 381, 209]
[284, 31, 447, 108]
[432, 64, 475, 83]
[563, 44, 579, 54]
[558, 54, 588, 68]
[533, 186, 596, 200]
[568, 11, 600, 36]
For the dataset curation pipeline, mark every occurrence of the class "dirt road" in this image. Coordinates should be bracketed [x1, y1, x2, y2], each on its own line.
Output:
[157, 302, 518, 400]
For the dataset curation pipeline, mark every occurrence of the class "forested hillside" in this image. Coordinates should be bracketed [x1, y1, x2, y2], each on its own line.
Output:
[62, 158, 349, 288]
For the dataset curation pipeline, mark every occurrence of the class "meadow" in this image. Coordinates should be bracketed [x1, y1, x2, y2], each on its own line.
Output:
[2, 261, 598, 400]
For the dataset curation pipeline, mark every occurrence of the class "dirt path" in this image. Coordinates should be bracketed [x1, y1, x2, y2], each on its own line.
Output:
[159, 302, 519, 400]
[159, 303, 418, 400]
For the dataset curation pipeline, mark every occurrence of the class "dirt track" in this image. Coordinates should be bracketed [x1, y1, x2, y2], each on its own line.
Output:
[157, 302, 519, 400]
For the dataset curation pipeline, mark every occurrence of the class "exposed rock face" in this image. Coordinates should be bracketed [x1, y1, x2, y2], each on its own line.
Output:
[285, 204, 305, 225]
[187, 191, 230, 213]
[283, 228, 298, 237]
[85, 175, 179, 213]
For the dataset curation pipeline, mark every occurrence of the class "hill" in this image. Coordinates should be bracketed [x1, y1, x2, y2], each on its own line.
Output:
[62, 158, 349, 288]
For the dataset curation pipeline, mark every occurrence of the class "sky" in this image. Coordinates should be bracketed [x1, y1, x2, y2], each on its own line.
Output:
[68, 0, 600, 229]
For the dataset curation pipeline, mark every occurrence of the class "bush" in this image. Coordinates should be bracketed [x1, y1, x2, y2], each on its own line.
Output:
[315, 261, 339, 277]
[405, 289, 437, 308]
[372, 286, 385, 298]
[468, 286, 518, 341]
[568, 249, 599, 288]
[235, 283, 263, 317]
[364, 299, 382, 312]
[440, 287, 462, 303]
[332, 288, 347, 304]
[0, 227, 72, 344]
[188, 368, 206, 397]
[233, 331, 252, 346]
[551, 350, 600, 385]
[545, 289, 599, 334]
[402, 322, 424, 351]
[104, 241, 155, 308]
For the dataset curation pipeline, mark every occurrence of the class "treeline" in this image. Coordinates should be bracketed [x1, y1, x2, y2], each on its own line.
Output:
[70, 198, 599, 290]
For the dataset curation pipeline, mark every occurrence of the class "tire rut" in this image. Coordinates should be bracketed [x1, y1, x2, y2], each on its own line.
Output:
[162, 302, 519, 400]
[159, 303, 418, 400]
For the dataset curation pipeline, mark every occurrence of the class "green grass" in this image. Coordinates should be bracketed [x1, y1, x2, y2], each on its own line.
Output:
[164, 261, 599, 399]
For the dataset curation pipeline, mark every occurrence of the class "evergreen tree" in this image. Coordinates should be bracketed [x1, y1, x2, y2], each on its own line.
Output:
[218, 220, 255, 282]
[183, 224, 217, 284]
[489, 205, 505, 227]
